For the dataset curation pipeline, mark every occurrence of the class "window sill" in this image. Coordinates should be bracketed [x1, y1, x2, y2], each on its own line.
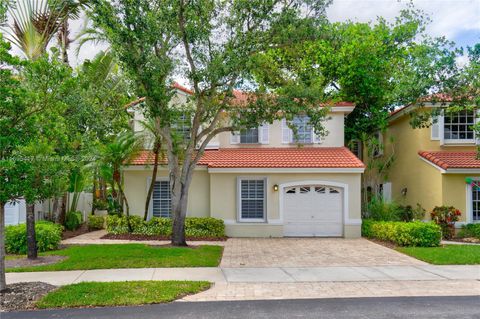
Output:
[444, 139, 476, 145]
[237, 219, 266, 223]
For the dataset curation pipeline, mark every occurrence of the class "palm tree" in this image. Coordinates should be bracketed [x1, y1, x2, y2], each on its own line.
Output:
[140, 117, 164, 221]
[2, 0, 88, 62]
[101, 131, 142, 231]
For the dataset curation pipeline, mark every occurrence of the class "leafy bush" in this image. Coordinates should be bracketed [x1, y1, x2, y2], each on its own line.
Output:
[362, 219, 441, 247]
[5, 221, 63, 254]
[88, 215, 106, 230]
[365, 196, 401, 221]
[458, 223, 480, 239]
[93, 199, 108, 211]
[430, 206, 461, 239]
[397, 204, 426, 222]
[65, 211, 83, 231]
[106, 215, 225, 238]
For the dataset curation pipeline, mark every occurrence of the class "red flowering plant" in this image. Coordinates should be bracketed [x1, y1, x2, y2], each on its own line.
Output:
[430, 206, 462, 240]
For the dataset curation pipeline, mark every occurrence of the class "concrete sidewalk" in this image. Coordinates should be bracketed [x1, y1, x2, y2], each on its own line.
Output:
[7, 265, 480, 285]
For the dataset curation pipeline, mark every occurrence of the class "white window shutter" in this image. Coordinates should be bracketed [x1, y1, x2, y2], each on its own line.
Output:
[281, 119, 292, 144]
[230, 131, 240, 144]
[382, 182, 392, 203]
[439, 111, 445, 146]
[259, 124, 269, 144]
[431, 116, 440, 141]
[313, 128, 322, 144]
[476, 110, 480, 145]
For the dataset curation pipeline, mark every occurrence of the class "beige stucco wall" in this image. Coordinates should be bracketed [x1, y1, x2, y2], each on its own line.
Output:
[377, 114, 475, 221]
[209, 172, 362, 237]
[217, 113, 346, 148]
[123, 168, 210, 218]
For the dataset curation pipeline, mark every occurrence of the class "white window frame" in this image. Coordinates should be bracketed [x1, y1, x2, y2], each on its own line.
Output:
[151, 178, 171, 218]
[282, 117, 322, 144]
[237, 177, 267, 223]
[441, 110, 476, 145]
[239, 127, 259, 144]
[466, 178, 480, 224]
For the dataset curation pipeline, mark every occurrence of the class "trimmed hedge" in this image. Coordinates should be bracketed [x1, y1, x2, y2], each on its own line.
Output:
[88, 215, 106, 230]
[65, 211, 83, 231]
[5, 221, 63, 254]
[458, 223, 480, 239]
[362, 219, 441, 247]
[106, 215, 225, 238]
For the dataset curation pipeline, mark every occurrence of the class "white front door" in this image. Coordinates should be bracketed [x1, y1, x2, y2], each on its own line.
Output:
[283, 185, 343, 237]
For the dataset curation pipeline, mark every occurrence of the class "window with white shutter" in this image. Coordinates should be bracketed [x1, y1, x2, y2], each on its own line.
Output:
[152, 180, 171, 217]
[281, 119, 293, 144]
[238, 178, 266, 221]
[259, 123, 269, 144]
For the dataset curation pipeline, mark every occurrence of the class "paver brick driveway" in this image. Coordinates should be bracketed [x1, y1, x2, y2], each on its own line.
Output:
[220, 238, 425, 267]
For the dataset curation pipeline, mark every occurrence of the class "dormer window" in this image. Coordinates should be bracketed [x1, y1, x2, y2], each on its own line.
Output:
[444, 110, 475, 142]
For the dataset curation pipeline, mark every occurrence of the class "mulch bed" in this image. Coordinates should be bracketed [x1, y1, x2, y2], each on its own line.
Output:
[367, 238, 398, 249]
[62, 223, 91, 240]
[101, 233, 228, 241]
[1, 282, 57, 312]
[6, 256, 67, 269]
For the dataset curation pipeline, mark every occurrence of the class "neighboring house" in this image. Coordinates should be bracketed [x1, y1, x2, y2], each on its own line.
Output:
[371, 100, 479, 226]
[124, 84, 365, 238]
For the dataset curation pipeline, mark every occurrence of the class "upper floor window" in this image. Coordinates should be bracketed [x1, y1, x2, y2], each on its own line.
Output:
[292, 115, 313, 143]
[372, 131, 383, 157]
[240, 128, 259, 144]
[282, 115, 321, 144]
[444, 110, 475, 141]
[173, 113, 191, 141]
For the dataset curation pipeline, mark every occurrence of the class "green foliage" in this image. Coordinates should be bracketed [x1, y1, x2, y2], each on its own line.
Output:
[36, 281, 211, 309]
[65, 211, 83, 231]
[93, 199, 108, 210]
[365, 196, 401, 221]
[430, 206, 462, 239]
[5, 221, 63, 254]
[457, 224, 480, 239]
[9, 244, 223, 271]
[362, 219, 441, 247]
[87, 215, 105, 230]
[106, 216, 225, 238]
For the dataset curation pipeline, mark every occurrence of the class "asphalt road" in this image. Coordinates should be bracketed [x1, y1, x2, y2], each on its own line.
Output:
[3, 296, 480, 319]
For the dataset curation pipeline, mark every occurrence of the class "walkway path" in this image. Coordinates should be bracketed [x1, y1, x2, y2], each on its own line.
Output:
[7, 265, 480, 301]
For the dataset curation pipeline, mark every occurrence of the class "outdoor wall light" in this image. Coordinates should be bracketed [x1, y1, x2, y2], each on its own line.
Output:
[401, 188, 408, 196]
[273, 184, 279, 191]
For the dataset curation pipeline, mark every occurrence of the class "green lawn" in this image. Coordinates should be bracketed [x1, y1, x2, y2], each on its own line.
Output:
[7, 244, 223, 272]
[397, 245, 480, 265]
[36, 281, 210, 309]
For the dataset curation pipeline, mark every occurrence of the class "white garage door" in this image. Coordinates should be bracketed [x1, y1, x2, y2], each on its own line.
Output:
[283, 185, 343, 237]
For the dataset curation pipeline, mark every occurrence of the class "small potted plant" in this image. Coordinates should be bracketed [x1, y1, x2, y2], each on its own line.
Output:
[93, 199, 109, 216]
[430, 206, 461, 240]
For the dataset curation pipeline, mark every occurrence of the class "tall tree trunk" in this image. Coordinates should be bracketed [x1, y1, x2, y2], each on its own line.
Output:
[59, 20, 70, 64]
[144, 144, 160, 221]
[171, 173, 193, 247]
[52, 197, 59, 221]
[116, 180, 132, 232]
[26, 204, 37, 260]
[57, 192, 67, 225]
[0, 203, 6, 291]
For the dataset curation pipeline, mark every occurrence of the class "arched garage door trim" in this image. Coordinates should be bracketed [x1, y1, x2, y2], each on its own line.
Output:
[278, 180, 349, 227]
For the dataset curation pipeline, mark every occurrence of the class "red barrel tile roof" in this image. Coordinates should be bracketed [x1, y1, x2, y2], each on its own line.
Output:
[418, 151, 480, 169]
[130, 147, 364, 169]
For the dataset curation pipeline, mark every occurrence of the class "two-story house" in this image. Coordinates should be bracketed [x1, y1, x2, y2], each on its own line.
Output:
[374, 100, 480, 227]
[123, 84, 365, 238]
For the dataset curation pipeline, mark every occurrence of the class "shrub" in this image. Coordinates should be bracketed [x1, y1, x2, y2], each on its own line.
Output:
[185, 217, 225, 238]
[430, 206, 461, 239]
[397, 204, 426, 222]
[457, 223, 480, 239]
[362, 219, 441, 247]
[365, 196, 401, 221]
[88, 215, 106, 230]
[5, 221, 63, 254]
[106, 215, 225, 238]
[65, 211, 83, 231]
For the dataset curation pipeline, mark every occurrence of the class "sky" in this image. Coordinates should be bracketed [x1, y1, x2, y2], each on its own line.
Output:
[7, 0, 480, 66]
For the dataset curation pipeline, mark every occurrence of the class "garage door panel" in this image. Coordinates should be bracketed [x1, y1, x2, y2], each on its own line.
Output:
[283, 184, 343, 237]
